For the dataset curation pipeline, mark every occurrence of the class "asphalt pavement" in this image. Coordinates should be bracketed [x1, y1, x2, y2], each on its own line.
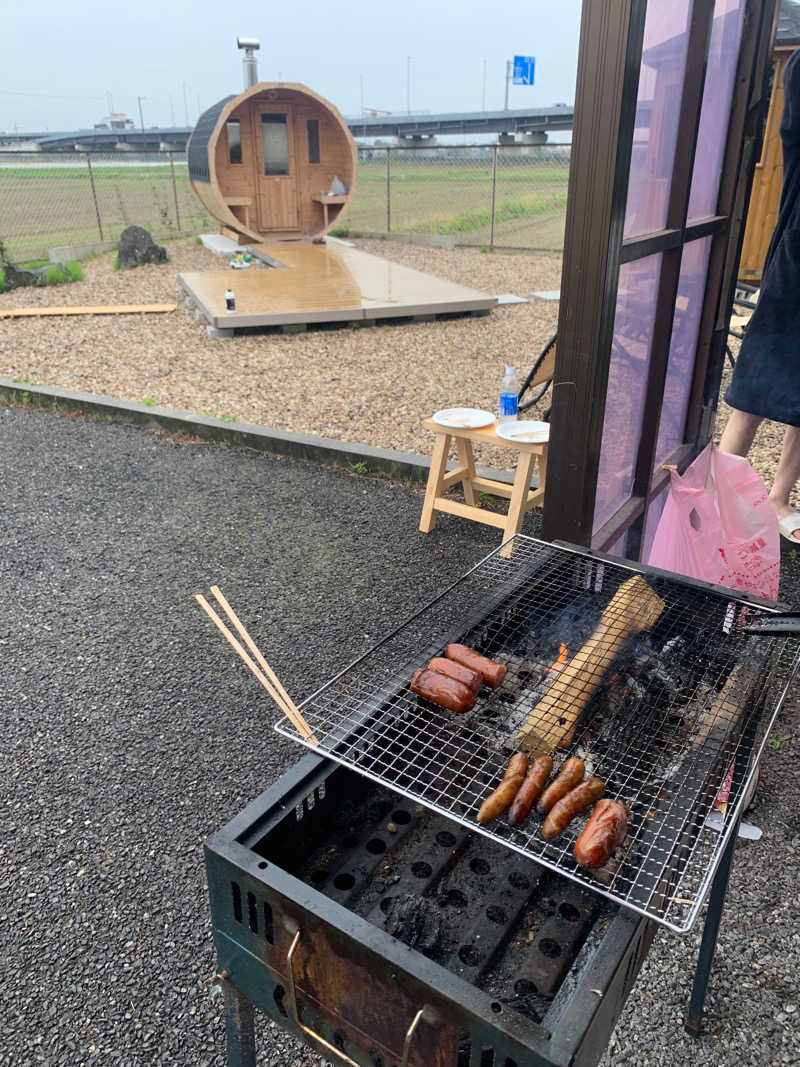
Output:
[2, 403, 799, 1067]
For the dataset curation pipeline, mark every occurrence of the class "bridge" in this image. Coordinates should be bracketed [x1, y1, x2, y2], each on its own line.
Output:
[0, 105, 574, 153]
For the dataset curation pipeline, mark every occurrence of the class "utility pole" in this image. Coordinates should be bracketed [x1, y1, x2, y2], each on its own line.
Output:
[406, 56, 411, 115]
[482, 59, 487, 111]
[137, 96, 145, 130]
[504, 59, 511, 111]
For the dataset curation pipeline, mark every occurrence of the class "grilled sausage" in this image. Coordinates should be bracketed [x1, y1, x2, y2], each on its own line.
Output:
[507, 756, 553, 827]
[410, 668, 476, 714]
[536, 757, 585, 814]
[445, 644, 507, 689]
[541, 777, 605, 840]
[574, 799, 629, 868]
[429, 656, 482, 695]
[477, 753, 528, 824]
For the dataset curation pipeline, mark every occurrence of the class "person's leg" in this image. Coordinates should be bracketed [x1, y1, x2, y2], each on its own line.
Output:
[769, 424, 800, 540]
[719, 408, 763, 456]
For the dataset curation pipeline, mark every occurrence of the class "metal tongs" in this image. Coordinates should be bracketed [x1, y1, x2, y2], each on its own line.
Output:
[740, 612, 800, 635]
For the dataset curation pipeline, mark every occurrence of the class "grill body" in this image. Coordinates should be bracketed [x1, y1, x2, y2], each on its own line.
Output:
[206, 753, 656, 1067]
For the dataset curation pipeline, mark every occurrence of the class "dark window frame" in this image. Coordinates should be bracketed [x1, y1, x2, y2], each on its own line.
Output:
[542, 0, 778, 559]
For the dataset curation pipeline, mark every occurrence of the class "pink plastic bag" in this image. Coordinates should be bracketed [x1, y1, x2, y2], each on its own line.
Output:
[647, 443, 779, 600]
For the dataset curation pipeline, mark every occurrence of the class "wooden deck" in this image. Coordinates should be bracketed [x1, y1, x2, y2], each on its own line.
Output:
[178, 242, 496, 329]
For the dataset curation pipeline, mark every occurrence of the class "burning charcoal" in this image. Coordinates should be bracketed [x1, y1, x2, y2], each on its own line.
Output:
[383, 893, 442, 954]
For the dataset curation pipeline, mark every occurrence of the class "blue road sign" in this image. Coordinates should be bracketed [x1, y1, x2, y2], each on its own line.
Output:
[513, 56, 536, 86]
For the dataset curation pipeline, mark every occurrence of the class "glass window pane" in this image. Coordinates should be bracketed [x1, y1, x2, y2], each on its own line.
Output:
[594, 254, 662, 531]
[261, 114, 289, 175]
[643, 484, 669, 564]
[687, 0, 746, 220]
[655, 237, 712, 462]
[623, 1, 692, 239]
[307, 119, 320, 164]
[227, 120, 242, 165]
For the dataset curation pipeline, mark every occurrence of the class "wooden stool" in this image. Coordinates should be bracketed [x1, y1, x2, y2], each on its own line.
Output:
[419, 417, 548, 547]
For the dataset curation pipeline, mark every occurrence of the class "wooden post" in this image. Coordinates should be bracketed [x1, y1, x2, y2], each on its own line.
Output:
[386, 147, 391, 233]
[490, 144, 498, 250]
[85, 153, 104, 241]
[169, 151, 182, 232]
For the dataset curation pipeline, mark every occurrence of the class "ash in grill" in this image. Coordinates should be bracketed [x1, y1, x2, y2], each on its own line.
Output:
[269, 773, 613, 1022]
[277, 537, 798, 933]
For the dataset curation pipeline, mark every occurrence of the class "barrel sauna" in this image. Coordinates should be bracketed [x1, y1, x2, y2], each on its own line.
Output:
[187, 82, 358, 244]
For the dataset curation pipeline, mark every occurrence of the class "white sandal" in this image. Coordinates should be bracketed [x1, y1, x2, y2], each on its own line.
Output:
[778, 512, 800, 542]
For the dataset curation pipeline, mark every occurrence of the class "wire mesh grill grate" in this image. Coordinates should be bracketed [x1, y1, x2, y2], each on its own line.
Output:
[275, 536, 799, 932]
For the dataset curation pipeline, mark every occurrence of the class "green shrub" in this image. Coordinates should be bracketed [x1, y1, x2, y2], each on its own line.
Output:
[42, 261, 84, 286]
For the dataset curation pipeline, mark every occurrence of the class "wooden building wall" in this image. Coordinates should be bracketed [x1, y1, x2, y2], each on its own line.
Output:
[739, 45, 798, 280]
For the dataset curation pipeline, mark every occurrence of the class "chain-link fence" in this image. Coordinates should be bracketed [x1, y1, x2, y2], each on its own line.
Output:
[0, 152, 212, 263]
[346, 144, 569, 251]
[0, 143, 569, 264]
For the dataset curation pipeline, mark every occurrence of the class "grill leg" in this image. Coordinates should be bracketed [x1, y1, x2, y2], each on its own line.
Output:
[223, 977, 257, 1067]
[684, 818, 739, 1036]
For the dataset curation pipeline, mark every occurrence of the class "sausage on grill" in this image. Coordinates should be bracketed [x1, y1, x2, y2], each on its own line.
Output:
[541, 777, 605, 840]
[410, 668, 476, 714]
[477, 752, 528, 824]
[444, 644, 507, 689]
[536, 757, 585, 814]
[508, 756, 553, 827]
[428, 656, 482, 695]
[574, 799, 629, 868]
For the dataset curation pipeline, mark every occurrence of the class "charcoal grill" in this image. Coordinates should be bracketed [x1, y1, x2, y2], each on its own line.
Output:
[206, 536, 799, 1066]
[207, 753, 658, 1067]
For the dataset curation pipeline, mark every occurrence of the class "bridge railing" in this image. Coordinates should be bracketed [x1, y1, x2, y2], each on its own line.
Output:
[0, 143, 570, 264]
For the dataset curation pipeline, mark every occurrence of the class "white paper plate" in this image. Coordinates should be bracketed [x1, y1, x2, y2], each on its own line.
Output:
[495, 420, 550, 444]
[432, 407, 496, 429]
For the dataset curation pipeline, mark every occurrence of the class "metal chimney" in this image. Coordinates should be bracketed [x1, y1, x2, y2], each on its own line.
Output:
[236, 37, 260, 89]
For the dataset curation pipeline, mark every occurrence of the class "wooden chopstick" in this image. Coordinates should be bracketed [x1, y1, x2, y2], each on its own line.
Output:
[209, 585, 303, 727]
[194, 593, 318, 744]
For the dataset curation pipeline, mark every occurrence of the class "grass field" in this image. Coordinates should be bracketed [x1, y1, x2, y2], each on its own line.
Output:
[0, 151, 569, 262]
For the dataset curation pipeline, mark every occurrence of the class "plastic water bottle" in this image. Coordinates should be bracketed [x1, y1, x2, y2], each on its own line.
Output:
[498, 365, 519, 424]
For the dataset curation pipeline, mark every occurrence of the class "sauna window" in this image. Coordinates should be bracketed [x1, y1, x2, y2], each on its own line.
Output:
[307, 119, 320, 164]
[227, 120, 242, 165]
[261, 114, 290, 175]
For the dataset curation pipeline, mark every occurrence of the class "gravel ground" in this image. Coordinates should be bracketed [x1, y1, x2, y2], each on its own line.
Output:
[0, 236, 561, 472]
[2, 404, 799, 1066]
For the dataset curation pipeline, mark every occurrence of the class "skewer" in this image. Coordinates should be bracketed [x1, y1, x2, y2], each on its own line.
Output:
[210, 585, 303, 725]
[194, 593, 318, 744]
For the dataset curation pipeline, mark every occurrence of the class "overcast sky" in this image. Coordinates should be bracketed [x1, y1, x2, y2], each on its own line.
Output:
[2, 0, 582, 132]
